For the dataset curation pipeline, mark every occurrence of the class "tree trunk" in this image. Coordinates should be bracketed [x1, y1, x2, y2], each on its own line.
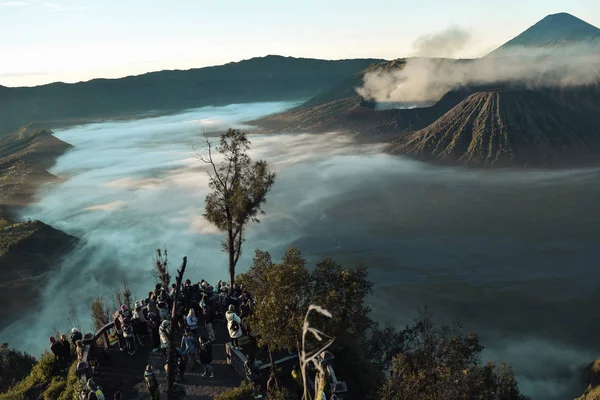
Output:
[268, 347, 279, 388]
[167, 256, 187, 400]
[228, 229, 235, 293]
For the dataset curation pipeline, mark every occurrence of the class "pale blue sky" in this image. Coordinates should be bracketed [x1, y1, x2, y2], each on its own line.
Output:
[1, 0, 598, 87]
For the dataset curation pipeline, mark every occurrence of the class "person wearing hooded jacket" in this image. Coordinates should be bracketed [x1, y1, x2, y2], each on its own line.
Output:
[70, 327, 83, 345]
[159, 320, 171, 355]
[226, 304, 243, 350]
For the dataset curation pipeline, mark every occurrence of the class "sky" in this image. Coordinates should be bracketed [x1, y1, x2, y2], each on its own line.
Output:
[0, 0, 599, 87]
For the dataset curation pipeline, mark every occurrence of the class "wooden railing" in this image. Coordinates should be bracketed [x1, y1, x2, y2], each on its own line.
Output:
[77, 321, 115, 384]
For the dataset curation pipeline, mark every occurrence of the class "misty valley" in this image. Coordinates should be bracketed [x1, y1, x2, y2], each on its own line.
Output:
[1, 101, 599, 400]
[1, 6, 600, 400]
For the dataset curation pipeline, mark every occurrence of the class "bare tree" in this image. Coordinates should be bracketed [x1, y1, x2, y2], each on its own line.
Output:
[91, 297, 111, 332]
[153, 247, 170, 290]
[197, 129, 275, 291]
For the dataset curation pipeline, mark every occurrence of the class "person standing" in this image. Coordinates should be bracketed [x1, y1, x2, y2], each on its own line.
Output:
[49, 337, 67, 371]
[198, 336, 214, 378]
[226, 304, 243, 350]
[148, 312, 161, 352]
[200, 300, 216, 342]
[60, 334, 72, 366]
[159, 320, 170, 355]
[180, 330, 196, 371]
[144, 365, 160, 400]
[185, 309, 198, 338]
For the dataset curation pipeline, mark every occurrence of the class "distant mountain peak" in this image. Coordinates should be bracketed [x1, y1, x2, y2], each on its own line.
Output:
[488, 12, 600, 56]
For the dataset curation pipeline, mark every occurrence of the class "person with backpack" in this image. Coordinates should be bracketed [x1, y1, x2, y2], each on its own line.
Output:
[226, 304, 243, 350]
[198, 336, 214, 377]
[87, 379, 105, 400]
[144, 365, 160, 400]
[70, 328, 83, 348]
[122, 318, 136, 355]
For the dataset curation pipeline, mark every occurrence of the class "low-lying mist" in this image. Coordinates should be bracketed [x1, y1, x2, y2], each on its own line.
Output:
[3, 102, 600, 400]
[357, 44, 600, 103]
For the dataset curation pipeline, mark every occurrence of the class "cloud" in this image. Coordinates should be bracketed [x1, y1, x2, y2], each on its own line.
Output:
[0, 1, 27, 6]
[356, 43, 600, 103]
[84, 201, 124, 211]
[411, 26, 472, 58]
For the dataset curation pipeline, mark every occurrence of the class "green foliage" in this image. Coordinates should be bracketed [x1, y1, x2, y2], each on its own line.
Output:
[58, 362, 82, 400]
[0, 351, 59, 400]
[241, 247, 383, 399]
[266, 384, 289, 400]
[0, 343, 36, 393]
[215, 380, 256, 400]
[380, 310, 528, 400]
[43, 377, 67, 400]
[202, 129, 276, 289]
[246, 247, 310, 353]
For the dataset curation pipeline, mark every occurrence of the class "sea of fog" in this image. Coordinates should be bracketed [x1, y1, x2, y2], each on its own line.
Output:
[3, 101, 600, 400]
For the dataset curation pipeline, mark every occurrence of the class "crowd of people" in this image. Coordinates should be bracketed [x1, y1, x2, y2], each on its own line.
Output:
[47, 276, 317, 399]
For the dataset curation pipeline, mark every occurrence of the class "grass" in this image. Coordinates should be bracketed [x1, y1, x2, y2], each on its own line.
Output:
[0, 351, 81, 400]
[0, 219, 39, 258]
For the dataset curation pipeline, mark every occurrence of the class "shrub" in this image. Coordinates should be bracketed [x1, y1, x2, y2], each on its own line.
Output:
[43, 377, 67, 400]
[0, 343, 37, 393]
[58, 361, 82, 400]
[215, 380, 256, 400]
[1, 351, 59, 400]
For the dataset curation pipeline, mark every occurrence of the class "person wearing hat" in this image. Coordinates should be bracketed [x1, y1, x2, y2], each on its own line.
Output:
[144, 365, 160, 400]
[226, 304, 243, 350]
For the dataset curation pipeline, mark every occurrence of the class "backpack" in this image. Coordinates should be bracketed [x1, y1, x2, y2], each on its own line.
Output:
[230, 320, 239, 332]
[95, 389, 105, 400]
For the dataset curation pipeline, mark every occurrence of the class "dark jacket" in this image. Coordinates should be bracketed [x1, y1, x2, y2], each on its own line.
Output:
[199, 340, 213, 364]
[70, 331, 83, 347]
[50, 341, 64, 359]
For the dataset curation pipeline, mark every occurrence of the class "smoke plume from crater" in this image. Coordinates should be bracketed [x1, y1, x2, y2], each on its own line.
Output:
[357, 39, 600, 103]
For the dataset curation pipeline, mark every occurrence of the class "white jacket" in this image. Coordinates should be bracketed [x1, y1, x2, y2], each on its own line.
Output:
[226, 311, 243, 339]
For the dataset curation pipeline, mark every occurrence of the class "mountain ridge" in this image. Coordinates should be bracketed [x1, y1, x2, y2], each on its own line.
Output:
[0, 55, 384, 137]
[487, 12, 600, 57]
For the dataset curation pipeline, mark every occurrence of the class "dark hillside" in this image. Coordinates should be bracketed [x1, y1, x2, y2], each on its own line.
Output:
[0, 55, 383, 136]
[390, 85, 600, 167]
[0, 219, 77, 324]
[0, 124, 71, 218]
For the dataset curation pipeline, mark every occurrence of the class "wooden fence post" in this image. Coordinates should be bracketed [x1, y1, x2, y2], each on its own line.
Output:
[167, 256, 187, 400]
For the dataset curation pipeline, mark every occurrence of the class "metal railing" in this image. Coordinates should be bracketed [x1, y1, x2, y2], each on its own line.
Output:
[77, 321, 115, 384]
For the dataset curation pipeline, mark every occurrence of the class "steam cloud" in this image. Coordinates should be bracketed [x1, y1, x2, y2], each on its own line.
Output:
[2, 103, 600, 400]
[411, 26, 472, 58]
[357, 42, 600, 103]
